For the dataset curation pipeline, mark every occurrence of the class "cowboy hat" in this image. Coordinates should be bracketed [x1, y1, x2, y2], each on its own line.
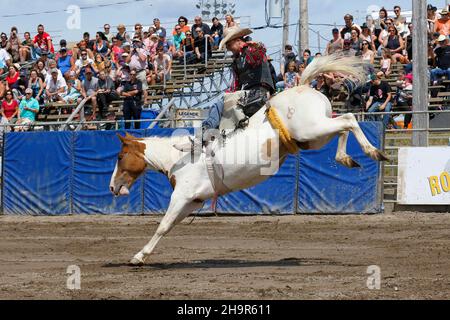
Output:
[438, 34, 448, 42]
[219, 26, 252, 51]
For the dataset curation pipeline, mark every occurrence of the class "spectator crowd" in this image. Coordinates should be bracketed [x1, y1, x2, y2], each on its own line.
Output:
[0, 4, 449, 132]
[276, 4, 450, 129]
[0, 14, 238, 131]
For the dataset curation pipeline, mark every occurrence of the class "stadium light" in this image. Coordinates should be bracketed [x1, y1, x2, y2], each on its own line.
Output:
[195, 0, 236, 19]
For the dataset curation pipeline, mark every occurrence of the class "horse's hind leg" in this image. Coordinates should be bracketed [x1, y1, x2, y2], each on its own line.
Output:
[130, 195, 204, 266]
[335, 131, 361, 168]
[341, 113, 389, 162]
[292, 113, 388, 163]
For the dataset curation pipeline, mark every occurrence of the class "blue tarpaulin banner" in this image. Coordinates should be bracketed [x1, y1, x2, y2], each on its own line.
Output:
[297, 122, 383, 214]
[2, 123, 383, 215]
[72, 130, 144, 215]
[216, 155, 298, 215]
[3, 132, 72, 215]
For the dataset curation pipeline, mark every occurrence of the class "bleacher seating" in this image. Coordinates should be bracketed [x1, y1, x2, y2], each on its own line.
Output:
[331, 56, 450, 116]
[31, 51, 233, 128]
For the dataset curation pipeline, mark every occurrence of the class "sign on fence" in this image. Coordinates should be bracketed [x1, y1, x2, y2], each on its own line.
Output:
[397, 147, 450, 205]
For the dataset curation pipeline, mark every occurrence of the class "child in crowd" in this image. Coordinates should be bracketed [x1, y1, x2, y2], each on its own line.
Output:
[284, 61, 300, 90]
[378, 49, 392, 77]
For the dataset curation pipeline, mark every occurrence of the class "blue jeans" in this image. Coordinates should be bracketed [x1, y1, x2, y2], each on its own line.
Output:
[275, 81, 285, 91]
[202, 98, 224, 130]
[31, 47, 54, 60]
[367, 101, 393, 127]
[213, 36, 222, 48]
[430, 67, 450, 82]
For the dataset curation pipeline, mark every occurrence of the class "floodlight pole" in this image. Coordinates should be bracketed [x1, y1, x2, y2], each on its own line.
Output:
[282, 0, 290, 52]
[412, 0, 429, 147]
[298, 0, 309, 54]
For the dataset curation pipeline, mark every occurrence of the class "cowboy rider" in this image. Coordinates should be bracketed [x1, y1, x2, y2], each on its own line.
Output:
[174, 26, 275, 152]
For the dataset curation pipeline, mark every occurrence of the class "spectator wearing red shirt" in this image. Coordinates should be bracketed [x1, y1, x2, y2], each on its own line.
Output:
[32, 24, 54, 60]
[0, 90, 19, 132]
[6, 65, 20, 91]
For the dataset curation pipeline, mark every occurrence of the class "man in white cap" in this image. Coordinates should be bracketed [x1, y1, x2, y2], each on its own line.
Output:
[175, 26, 275, 152]
[126, 37, 149, 104]
[45, 68, 68, 102]
[431, 35, 450, 84]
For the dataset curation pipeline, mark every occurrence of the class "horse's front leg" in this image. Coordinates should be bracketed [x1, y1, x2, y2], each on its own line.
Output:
[130, 193, 204, 266]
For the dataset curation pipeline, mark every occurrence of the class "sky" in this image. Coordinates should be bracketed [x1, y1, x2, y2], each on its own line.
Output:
[0, 0, 446, 66]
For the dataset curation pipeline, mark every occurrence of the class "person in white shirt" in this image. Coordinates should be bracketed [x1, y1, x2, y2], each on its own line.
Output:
[0, 48, 11, 74]
[45, 68, 68, 102]
[103, 24, 114, 43]
[126, 38, 149, 104]
[75, 49, 95, 79]
[44, 59, 64, 86]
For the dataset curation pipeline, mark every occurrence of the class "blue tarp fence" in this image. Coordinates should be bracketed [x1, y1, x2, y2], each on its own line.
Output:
[1, 122, 384, 215]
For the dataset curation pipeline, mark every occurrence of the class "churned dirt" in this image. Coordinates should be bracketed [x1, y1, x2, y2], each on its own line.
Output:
[0, 212, 449, 300]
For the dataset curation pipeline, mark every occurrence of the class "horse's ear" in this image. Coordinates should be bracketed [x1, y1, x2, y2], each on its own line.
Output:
[117, 134, 128, 144]
[125, 132, 136, 140]
[125, 132, 144, 141]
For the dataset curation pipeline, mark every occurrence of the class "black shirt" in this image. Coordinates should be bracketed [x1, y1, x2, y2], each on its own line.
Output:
[340, 26, 353, 40]
[86, 40, 95, 51]
[191, 23, 211, 38]
[406, 35, 413, 60]
[181, 38, 195, 52]
[195, 37, 212, 56]
[210, 23, 224, 37]
[435, 45, 450, 70]
[370, 81, 391, 103]
[121, 80, 142, 103]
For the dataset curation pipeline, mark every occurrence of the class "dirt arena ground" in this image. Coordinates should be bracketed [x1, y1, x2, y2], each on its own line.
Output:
[0, 212, 449, 300]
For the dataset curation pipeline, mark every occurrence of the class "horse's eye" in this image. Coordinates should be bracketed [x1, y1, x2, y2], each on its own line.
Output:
[118, 154, 123, 161]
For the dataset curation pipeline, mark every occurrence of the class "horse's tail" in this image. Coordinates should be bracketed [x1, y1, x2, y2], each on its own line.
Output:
[300, 53, 368, 86]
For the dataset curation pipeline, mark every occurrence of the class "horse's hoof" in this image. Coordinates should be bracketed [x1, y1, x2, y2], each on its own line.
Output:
[370, 149, 390, 162]
[336, 156, 361, 169]
[129, 257, 144, 266]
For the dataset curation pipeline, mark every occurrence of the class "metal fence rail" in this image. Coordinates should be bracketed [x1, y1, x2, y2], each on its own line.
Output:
[0, 107, 449, 211]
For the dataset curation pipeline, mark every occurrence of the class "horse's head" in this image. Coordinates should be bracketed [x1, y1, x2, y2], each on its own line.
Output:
[110, 133, 147, 197]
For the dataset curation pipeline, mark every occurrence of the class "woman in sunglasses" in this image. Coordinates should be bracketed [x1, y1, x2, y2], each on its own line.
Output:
[361, 40, 375, 65]
[377, 18, 394, 56]
[180, 31, 196, 64]
[383, 26, 408, 63]
[1, 33, 9, 50]
[173, 16, 190, 35]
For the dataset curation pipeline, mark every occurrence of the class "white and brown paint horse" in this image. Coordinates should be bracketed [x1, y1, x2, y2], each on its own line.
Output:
[110, 55, 388, 266]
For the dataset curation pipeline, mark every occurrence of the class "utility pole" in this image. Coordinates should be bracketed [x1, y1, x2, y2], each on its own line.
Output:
[317, 31, 321, 54]
[298, 0, 309, 54]
[282, 0, 290, 50]
[412, 0, 428, 147]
